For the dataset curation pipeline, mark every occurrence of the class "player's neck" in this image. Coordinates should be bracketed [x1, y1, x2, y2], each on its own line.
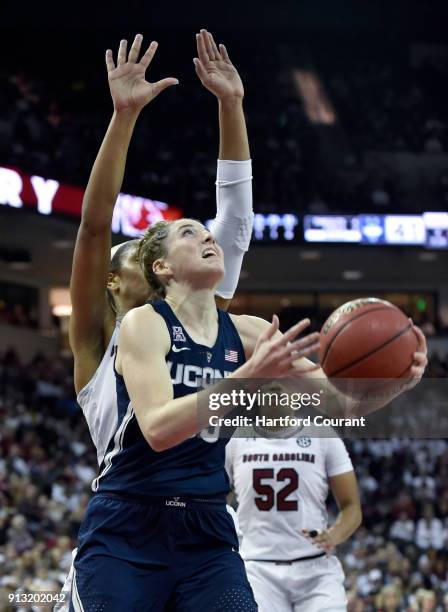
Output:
[165, 286, 218, 337]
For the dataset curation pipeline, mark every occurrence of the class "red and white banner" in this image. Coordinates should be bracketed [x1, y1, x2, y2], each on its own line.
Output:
[0, 165, 182, 237]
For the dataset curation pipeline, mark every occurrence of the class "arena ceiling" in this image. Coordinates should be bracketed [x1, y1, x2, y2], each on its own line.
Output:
[3, 0, 447, 36]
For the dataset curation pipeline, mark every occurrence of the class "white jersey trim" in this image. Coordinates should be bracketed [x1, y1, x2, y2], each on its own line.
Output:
[91, 401, 135, 492]
[77, 322, 121, 467]
[71, 568, 85, 612]
[76, 325, 117, 406]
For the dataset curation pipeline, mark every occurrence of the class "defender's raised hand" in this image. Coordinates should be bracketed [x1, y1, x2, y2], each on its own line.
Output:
[193, 29, 244, 100]
[106, 34, 178, 113]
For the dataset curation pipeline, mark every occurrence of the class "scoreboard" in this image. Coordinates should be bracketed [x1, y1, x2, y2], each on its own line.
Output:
[304, 213, 448, 249]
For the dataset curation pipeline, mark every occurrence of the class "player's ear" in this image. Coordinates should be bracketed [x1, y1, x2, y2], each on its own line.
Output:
[107, 272, 120, 292]
[152, 258, 171, 280]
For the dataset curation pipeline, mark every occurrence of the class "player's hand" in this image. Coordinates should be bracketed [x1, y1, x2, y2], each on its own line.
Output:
[242, 316, 320, 379]
[193, 29, 244, 100]
[106, 34, 179, 113]
[302, 528, 335, 553]
[358, 324, 427, 408]
[383, 324, 427, 395]
[405, 324, 428, 388]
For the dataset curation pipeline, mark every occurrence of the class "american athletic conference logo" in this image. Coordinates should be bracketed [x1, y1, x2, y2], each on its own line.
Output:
[297, 436, 311, 448]
[172, 326, 186, 342]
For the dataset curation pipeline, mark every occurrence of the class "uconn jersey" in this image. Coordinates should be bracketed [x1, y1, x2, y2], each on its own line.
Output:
[93, 300, 245, 498]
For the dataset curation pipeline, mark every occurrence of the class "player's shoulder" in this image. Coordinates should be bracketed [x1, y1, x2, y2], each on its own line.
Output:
[119, 304, 170, 349]
[319, 432, 353, 470]
[227, 434, 256, 458]
[229, 314, 269, 355]
[229, 314, 269, 334]
[228, 432, 257, 446]
[322, 432, 349, 452]
[293, 427, 345, 457]
[121, 303, 163, 329]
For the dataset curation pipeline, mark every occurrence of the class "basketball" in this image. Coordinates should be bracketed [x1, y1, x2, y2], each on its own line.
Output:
[319, 298, 419, 383]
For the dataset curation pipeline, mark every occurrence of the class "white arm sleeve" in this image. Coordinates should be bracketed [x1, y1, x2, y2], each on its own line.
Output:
[210, 159, 254, 299]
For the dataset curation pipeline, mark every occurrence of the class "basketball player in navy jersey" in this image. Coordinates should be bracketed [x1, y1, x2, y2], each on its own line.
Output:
[70, 214, 320, 611]
[64, 30, 255, 611]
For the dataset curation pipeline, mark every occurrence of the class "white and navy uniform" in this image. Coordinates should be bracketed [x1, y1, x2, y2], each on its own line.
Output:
[226, 430, 354, 612]
[70, 301, 257, 612]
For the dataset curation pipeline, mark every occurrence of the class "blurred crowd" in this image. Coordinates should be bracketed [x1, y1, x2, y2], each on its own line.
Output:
[342, 438, 448, 611]
[0, 347, 447, 611]
[0, 302, 37, 329]
[327, 58, 448, 155]
[1, 41, 448, 217]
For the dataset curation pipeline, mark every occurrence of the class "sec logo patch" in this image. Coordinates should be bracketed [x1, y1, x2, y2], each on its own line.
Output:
[297, 436, 311, 448]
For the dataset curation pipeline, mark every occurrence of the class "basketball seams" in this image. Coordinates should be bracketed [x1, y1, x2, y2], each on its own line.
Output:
[327, 323, 415, 377]
[321, 306, 397, 367]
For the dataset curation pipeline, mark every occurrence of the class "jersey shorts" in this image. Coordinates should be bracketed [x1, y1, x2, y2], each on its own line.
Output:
[70, 492, 257, 612]
[245, 554, 346, 612]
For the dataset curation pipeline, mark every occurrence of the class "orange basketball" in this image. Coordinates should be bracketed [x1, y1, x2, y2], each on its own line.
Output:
[319, 298, 418, 383]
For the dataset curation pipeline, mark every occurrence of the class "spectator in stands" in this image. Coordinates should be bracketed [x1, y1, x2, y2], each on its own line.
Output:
[375, 583, 402, 611]
[389, 511, 415, 547]
[415, 504, 444, 550]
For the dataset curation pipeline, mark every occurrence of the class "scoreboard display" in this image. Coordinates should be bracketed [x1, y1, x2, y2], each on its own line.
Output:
[304, 213, 448, 249]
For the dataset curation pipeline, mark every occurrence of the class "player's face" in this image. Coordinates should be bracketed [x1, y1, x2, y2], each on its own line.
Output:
[164, 220, 224, 286]
[119, 245, 151, 306]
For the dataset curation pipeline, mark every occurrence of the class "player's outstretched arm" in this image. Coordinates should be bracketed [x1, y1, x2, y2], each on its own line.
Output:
[69, 35, 178, 392]
[194, 29, 253, 309]
[116, 308, 320, 452]
[302, 471, 362, 553]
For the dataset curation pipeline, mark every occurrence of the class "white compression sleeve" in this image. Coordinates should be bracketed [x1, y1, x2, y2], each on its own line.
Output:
[210, 159, 254, 300]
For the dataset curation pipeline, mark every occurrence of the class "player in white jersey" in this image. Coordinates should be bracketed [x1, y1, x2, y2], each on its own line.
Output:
[56, 29, 255, 610]
[225, 396, 362, 612]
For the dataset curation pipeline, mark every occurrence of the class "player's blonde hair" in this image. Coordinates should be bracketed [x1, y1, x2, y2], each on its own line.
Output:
[137, 221, 172, 299]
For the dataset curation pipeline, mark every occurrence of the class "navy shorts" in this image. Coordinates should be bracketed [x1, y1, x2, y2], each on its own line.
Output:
[70, 493, 257, 611]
